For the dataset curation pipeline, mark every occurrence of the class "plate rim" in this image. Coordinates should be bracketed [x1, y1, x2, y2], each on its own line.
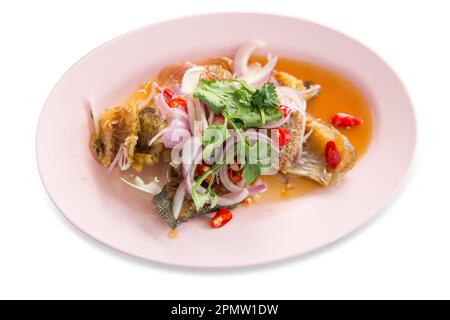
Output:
[36, 12, 417, 268]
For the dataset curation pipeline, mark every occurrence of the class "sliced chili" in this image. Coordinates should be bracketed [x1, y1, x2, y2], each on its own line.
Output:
[210, 209, 233, 228]
[325, 141, 341, 169]
[276, 128, 292, 147]
[162, 88, 174, 99]
[278, 105, 291, 118]
[167, 97, 188, 112]
[331, 113, 363, 128]
[196, 163, 212, 186]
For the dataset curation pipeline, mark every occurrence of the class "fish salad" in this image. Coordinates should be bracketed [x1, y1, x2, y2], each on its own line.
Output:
[90, 40, 364, 230]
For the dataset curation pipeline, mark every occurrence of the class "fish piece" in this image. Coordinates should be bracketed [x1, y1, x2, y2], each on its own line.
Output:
[274, 71, 306, 91]
[201, 64, 234, 81]
[198, 57, 234, 80]
[279, 111, 306, 173]
[274, 71, 319, 101]
[92, 103, 140, 167]
[134, 108, 167, 166]
[287, 118, 357, 186]
[156, 57, 234, 89]
[152, 167, 234, 229]
[200, 57, 234, 72]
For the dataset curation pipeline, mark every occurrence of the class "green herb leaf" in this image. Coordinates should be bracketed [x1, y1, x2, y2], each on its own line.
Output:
[194, 79, 283, 128]
[209, 192, 218, 208]
[191, 189, 210, 211]
[190, 163, 225, 211]
[202, 119, 230, 158]
[251, 83, 280, 110]
[242, 164, 261, 185]
[193, 80, 239, 115]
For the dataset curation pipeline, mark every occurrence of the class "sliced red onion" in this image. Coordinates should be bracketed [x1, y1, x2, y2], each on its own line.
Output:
[147, 126, 188, 148]
[120, 176, 162, 194]
[248, 183, 268, 195]
[181, 66, 205, 94]
[181, 136, 202, 178]
[108, 144, 124, 173]
[299, 84, 321, 97]
[118, 146, 131, 171]
[270, 75, 280, 87]
[183, 138, 208, 199]
[185, 96, 198, 136]
[171, 107, 189, 120]
[247, 62, 262, 73]
[219, 166, 243, 193]
[276, 86, 307, 111]
[166, 167, 171, 182]
[240, 55, 278, 88]
[168, 116, 189, 131]
[212, 134, 239, 165]
[170, 84, 182, 97]
[233, 40, 266, 76]
[172, 182, 186, 219]
[216, 188, 249, 207]
[162, 127, 191, 149]
[155, 92, 171, 118]
[195, 99, 208, 133]
[155, 92, 189, 122]
[108, 143, 132, 172]
[303, 129, 313, 142]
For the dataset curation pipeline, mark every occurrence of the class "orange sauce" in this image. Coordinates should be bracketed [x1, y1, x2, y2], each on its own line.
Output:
[168, 229, 179, 239]
[251, 56, 374, 203]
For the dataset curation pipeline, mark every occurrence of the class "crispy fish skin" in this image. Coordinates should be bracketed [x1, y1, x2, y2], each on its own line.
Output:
[134, 108, 167, 166]
[274, 71, 319, 101]
[274, 71, 306, 91]
[92, 103, 140, 167]
[287, 118, 357, 186]
[201, 64, 233, 81]
[156, 57, 233, 88]
[152, 167, 234, 229]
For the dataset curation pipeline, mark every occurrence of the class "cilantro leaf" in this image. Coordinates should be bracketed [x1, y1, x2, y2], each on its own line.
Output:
[251, 83, 280, 110]
[191, 189, 210, 211]
[242, 164, 261, 184]
[193, 80, 238, 115]
[190, 163, 225, 211]
[202, 119, 230, 158]
[194, 79, 283, 128]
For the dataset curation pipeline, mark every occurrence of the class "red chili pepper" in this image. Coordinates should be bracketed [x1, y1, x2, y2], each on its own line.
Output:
[195, 163, 210, 175]
[196, 163, 212, 185]
[162, 88, 174, 99]
[331, 113, 363, 128]
[276, 128, 292, 147]
[325, 141, 341, 169]
[167, 98, 188, 112]
[228, 167, 243, 184]
[210, 209, 233, 228]
[278, 105, 291, 118]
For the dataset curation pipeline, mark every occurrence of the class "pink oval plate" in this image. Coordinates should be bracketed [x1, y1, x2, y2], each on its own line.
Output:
[36, 13, 416, 268]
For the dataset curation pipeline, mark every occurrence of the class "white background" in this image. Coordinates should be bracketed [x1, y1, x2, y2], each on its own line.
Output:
[1, 0, 449, 300]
